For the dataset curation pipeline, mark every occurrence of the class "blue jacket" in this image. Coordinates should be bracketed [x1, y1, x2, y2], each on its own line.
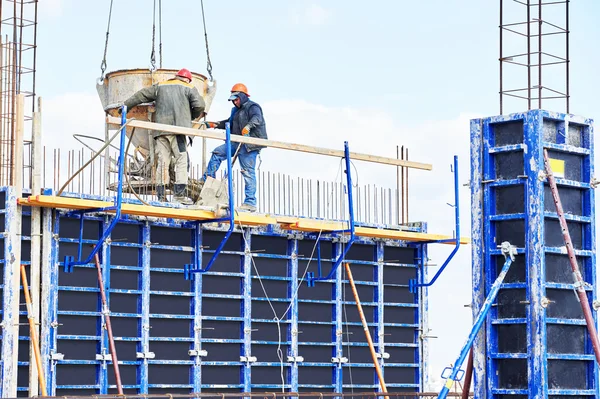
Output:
[217, 93, 267, 152]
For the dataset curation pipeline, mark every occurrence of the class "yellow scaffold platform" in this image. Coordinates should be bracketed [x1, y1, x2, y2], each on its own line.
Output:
[18, 195, 470, 245]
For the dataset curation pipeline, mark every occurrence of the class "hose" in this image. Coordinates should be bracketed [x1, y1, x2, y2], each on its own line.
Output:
[57, 122, 129, 196]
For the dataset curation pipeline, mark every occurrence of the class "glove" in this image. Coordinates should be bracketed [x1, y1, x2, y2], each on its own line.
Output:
[241, 125, 251, 136]
[204, 121, 218, 129]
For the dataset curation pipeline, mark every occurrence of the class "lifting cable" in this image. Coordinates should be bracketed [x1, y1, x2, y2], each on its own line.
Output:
[150, 0, 157, 70]
[99, 0, 115, 81]
[150, 0, 164, 70]
[158, 0, 163, 68]
[200, 0, 214, 81]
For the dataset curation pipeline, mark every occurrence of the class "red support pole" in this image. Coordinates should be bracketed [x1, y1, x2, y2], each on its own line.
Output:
[94, 253, 124, 394]
[543, 149, 600, 365]
[461, 349, 474, 399]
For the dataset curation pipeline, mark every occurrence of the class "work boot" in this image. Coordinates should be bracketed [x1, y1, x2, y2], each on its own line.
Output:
[239, 203, 257, 212]
[156, 185, 167, 202]
[173, 184, 194, 205]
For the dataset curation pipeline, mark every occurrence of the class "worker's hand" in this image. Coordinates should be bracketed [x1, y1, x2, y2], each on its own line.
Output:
[241, 125, 251, 136]
[204, 121, 218, 129]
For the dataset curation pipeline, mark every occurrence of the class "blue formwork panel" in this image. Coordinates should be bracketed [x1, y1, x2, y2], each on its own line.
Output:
[0, 189, 37, 398]
[0, 191, 429, 396]
[470, 110, 598, 399]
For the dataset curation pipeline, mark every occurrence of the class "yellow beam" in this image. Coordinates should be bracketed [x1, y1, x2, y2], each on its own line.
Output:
[107, 116, 433, 171]
[18, 195, 471, 244]
[19, 195, 276, 227]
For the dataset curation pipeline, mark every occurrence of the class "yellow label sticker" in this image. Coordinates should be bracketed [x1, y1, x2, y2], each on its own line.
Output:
[549, 158, 565, 179]
[445, 379, 454, 389]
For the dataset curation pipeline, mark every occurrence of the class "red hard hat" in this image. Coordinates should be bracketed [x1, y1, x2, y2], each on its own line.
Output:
[231, 83, 249, 96]
[176, 68, 193, 81]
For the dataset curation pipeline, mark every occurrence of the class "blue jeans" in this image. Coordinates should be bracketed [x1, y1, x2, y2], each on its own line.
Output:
[203, 143, 259, 206]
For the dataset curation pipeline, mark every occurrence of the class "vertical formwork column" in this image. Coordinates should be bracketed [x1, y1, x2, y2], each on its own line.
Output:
[333, 241, 343, 392]
[524, 111, 547, 399]
[191, 225, 203, 392]
[375, 241, 385, 384]
[241, 229, 252, 392]
[584, 122, 599, 396]
[470, 118, 486, 399]
[40, 207, 54, 395]
[287, 237, 299, 391]
[416, 225, 429, 391]
[1, 187, 22, 398]
[46, 212, 60, 394]
[138, 222, 151, 393]
[98, 217, 111, 394]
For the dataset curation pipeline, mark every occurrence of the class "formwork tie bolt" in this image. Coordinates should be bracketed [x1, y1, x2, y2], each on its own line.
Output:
[593, 300, 600, 311]
[541, 297, 554, 308]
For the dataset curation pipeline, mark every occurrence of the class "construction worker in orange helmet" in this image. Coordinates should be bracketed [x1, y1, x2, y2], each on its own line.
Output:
[118, 68, 205, 205]
[201, 83, 268, 212]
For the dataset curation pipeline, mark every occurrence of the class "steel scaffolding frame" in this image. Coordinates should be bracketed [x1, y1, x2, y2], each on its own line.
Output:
[499, 0, 570, 114]
[0, 0, 38, 186]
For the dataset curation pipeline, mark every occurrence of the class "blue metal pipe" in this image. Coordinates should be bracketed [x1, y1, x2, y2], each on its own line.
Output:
[411, 155, 461, 291]
[64, 105, 128, 270]
[310, 141, 355, 284]
[437, 245, 515, 399]
[194, 122, 234, 273]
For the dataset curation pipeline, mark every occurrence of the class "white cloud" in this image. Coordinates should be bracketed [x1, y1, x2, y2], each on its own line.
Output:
[38, 0, 64, 19]
[42, 91, 105, 149]
[292, 4, 331, 26]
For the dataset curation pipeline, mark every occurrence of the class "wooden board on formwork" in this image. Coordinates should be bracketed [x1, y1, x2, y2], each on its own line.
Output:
[19, 195, 274, 226]
[281, 218, 470, 245]
[18, 195, 470, 245]
[106, 116, 433, 171]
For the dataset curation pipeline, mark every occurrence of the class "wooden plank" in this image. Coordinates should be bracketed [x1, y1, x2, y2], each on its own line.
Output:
[106, 116, 433, 171]
[18, 195, 470, 244]
[283, 219, 470, 245]
[19, 196, 276, 227]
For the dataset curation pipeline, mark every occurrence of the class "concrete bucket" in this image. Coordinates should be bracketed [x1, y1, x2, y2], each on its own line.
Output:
[97, 68, 217, 151]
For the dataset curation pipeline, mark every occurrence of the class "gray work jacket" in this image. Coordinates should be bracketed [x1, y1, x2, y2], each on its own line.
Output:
[124, 78, 205, 138]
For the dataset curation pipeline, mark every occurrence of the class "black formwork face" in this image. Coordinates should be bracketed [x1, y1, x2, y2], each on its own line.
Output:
[37, 213, 425, 395]
[473, 111, 597, 399]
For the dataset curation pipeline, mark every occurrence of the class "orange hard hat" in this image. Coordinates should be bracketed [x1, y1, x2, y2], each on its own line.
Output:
[176, 68, 193, 81]
[230, 83, 249, 96]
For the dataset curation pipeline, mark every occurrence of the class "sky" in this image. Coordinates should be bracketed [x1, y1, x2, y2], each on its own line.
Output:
[29, 0, 600, 391]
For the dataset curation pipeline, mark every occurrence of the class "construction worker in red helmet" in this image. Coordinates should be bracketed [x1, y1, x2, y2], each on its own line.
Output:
[118, 68, 205, 205]
[202, 83, 268, 212]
